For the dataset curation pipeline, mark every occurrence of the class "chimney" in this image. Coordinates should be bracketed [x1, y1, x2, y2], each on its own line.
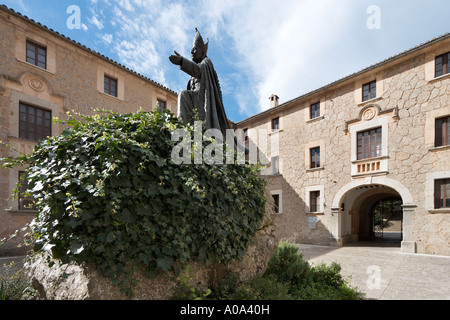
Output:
[269, 94, 279, 108]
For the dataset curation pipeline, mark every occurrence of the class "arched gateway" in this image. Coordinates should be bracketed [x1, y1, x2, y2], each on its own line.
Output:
[331, 177, 416, 253]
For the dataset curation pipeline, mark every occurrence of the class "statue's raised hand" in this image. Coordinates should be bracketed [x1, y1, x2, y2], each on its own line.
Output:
[169, 51, 182, 66]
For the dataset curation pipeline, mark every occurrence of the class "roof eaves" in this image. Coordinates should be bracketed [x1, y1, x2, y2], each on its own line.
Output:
[0, 4, 177, 96]
[237, 32, 450, 126]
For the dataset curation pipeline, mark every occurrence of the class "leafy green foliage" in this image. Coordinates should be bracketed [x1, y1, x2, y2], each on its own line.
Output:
[0, 262, 35, 300]
[12, 109, 266, 295]
[183, 241, 364, 300]
[206, 273, 292, 300]
[266, 242, 364, 300]
[264, 241, 310, 284]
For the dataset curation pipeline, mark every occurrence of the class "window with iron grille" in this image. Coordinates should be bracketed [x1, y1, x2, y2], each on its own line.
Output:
[435, 116, 450, 147]
[272, 194, 280, 213]
[19, 102, 51, 141]
[19, 171, 36, 210]
[26, 40, 47, 69]
[357, 127, 382, 160]
[272, 117, 279, 131]
[309, 191, 320, 213]
[104, 75, 118, 97]
[435, 52, 450, 78]
[362, 80, 376, 102]
[310, 102, 320, 119]
[435, 179, 450, 209]
[271, 156, 279, 175]
[157, 99, 167, 111]
[310, 147, 320, 168]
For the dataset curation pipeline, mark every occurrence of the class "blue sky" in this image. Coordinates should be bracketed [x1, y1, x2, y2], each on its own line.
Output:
[2, 0, 449, 123]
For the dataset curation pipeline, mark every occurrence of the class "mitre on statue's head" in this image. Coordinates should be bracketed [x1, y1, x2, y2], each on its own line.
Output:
[193, 28, 209, 55]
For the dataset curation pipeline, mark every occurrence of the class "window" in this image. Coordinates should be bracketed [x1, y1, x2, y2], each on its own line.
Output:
[272, 194, 280, 213]
[362, 80, 376, 102]
[310, 102, 320, 119]
[104, 75, 118, 97]
[18, 171, 36, 210]
[357, 127, 382, 160]
[271, 156, 279, 175]
[272, 117, 279, 131]
[19, 102, 51, 141]
[435, 52, 450, 78]
[243, 128, 248, 142]
[26, 40, 46, 69]
[157, 99, 167, 111]
[435, 116, 449, 147]
[310, 147, 320, 168]
[435, 179, 450, 209]
[309, 191, 320, 213]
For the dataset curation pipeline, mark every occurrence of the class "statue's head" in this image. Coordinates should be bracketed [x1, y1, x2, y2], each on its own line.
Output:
[191, 28, 208, 63]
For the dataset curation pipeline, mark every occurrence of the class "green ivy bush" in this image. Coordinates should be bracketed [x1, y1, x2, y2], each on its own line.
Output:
[11, 109, 267, 295]
[267, 242, 364, 300]
[174, 241, 364, 300]
[0, 262, 35, 300]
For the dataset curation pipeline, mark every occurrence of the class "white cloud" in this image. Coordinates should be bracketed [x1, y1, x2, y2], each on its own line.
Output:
[88, 15, 104, 30]
[101, 33, 113, 44]
[92, 0, 448, 121]
[196, 0, 355, 115]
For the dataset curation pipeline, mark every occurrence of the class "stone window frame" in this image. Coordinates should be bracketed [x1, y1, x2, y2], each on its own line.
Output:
[310, 101, 320, 120]
[305, 185, 325, 214]
[354, 73, 384, 106]
[435, 116, 449, 148]
[15, 30, 57, 74]
[26, 40, 47, 69]
[271, 117, 280, 132]
[19, 101, 52, 142]
[156, 98, 167, 111]
[356, 127, 382, 160]
[362, 80, 377, 102]
[270, 190, 283, 214]
[426, 171, 450, 213]
[305, 139, 325, 171]
[349, 107, 390, 177]
[435, 51, 450, 78]
[97, 64, 125, 101]
[305, 97, 325, 123]
[424, 107, 450, 151]
[104, 74, 118, 97]
[310, 146, 320, 169]
[425, 48, 450, 83]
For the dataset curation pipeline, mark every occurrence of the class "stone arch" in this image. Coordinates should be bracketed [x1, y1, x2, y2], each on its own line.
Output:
[331, 177, 416, 253]
[332, 177, 414, 208]
[18, 71, 54, 96]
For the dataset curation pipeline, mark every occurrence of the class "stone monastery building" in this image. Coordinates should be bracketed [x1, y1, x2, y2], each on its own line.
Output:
[237, 33, 450, 256]
[0, 5, 177, 255]
[0, 5, 449, 257]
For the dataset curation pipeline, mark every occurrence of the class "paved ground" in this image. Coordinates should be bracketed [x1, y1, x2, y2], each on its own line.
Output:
[2, 241, 450, 300]
[296, 241, 450, 300]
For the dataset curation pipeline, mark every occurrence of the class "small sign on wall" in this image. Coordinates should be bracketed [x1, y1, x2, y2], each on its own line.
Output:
[308, 216, 320, 229]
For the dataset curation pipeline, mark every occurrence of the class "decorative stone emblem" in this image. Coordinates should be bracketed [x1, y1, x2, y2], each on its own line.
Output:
[29, 78, 44, 92]
[362, 107, 376, 121]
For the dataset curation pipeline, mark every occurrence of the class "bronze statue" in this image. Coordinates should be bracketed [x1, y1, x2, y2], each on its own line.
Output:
[169, 28, 231, 134]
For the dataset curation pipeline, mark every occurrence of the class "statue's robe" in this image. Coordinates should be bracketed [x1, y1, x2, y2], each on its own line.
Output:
[177, 57, 230, 134]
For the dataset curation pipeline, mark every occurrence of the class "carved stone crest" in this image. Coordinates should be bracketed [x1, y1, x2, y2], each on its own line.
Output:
[29, 78, 44, 91]
[362, 107, 376, 121]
